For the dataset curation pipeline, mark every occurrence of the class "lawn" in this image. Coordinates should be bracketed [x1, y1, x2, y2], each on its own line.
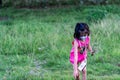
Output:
[0, 5, 120, 80]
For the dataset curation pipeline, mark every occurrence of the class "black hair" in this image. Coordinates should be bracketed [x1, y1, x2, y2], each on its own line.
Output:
[74, 23, 90, 40]
[84, 23, 90, 36]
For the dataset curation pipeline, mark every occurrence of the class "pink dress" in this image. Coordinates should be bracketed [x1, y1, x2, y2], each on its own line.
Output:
[69, 36, 90, 64]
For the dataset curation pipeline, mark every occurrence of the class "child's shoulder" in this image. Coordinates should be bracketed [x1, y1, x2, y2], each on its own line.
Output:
[86, 36, 90, 43]
[72, 38, 79, 45]
[87, 36, 90, 39]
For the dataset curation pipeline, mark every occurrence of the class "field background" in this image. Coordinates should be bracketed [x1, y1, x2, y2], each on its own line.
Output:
[0, 4, 120, 80]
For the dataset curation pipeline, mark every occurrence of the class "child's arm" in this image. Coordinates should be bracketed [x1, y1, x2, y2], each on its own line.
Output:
[73, 40, 79, 78]
[88, 43, 95, 56]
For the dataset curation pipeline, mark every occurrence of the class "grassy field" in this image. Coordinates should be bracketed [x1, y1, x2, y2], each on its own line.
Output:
[0, 5, 120, 80]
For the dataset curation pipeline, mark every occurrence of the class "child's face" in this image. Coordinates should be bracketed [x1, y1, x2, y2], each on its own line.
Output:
[80, 30, 87, 37]
[79, 30, 87, 41]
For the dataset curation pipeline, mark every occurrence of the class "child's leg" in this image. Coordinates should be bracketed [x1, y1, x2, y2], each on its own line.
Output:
[82, 67, 86, 80]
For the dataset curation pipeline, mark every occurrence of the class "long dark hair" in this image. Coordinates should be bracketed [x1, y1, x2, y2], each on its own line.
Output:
[74, 23, 90, 40]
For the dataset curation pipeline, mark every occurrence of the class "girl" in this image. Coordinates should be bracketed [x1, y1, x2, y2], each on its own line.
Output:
[69, 23, 94, 80]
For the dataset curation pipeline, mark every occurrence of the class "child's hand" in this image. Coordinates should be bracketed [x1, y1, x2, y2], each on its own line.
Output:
[73, 70, 79, 79]
[91, 50, 95, 56]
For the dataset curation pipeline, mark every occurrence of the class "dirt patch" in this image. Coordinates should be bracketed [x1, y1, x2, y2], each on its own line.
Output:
[29, 59, 47, 77]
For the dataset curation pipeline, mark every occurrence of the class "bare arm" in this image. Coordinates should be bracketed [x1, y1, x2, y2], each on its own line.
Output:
[73, 40, 79, 77]
[88, 43, 95, 55]
[88, 43, 92, 52]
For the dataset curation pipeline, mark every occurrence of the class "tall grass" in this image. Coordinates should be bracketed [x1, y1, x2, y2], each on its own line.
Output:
[2, 0, 120, 8]
[0, 5, 120, 80]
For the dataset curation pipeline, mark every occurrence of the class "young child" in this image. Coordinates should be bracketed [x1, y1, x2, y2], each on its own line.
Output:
[69, 23, 94, 80]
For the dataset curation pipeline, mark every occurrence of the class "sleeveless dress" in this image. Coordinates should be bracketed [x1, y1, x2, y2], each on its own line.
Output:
[69, 36, 90, 64]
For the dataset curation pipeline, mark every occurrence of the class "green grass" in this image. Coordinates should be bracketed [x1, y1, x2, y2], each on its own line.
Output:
[0, 5, 120, 80]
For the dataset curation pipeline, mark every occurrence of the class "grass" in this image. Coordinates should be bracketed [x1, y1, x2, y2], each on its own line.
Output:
[0, 5, 120, 80]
